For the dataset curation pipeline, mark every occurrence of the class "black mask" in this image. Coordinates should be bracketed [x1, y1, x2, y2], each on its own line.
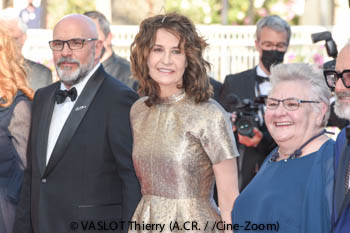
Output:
[261, 50, 285, 72]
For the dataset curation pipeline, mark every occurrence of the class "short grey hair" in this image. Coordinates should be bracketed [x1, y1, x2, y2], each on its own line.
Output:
[84, 11, 111, 37]
[269, 63, 331, 127]
[256, 15, 291, 45]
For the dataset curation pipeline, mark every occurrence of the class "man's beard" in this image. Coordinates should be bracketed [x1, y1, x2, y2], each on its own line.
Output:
[334, 90, 350, 120]
[55, 50, 95, 86]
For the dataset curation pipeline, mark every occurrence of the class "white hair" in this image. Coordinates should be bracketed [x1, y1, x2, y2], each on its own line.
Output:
[0, 8, 28, 33]
[269, 63, 331, 126]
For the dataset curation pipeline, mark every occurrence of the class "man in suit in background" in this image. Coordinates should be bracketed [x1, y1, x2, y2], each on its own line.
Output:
[0, 8, 52, 91]
[24, 59, 52, 91]
[84, 11, 137, 90]
[219, 15, 291, 191]
[209, 76, 223, 102]
[13, 14, 141, 233]
[325, 42, 350, 233]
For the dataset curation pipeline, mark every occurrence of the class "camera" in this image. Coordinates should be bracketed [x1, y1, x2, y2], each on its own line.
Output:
[311, 31, 338, 69]
[222, 94, 265, 137]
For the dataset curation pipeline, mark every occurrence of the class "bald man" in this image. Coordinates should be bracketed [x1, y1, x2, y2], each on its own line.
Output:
[327, 42, 350, 233]
[13, 14, 141, 233]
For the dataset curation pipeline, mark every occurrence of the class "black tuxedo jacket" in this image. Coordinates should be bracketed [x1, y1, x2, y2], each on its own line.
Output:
[25, 59, 52, 91]
[13, 66, 141, 233]
[219, 67, 276, 191]
[219, 68, 257, 102]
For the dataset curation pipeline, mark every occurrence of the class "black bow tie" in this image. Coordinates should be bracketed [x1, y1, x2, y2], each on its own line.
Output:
[256, 75, 269, 84]
[55, 87, 77, 104]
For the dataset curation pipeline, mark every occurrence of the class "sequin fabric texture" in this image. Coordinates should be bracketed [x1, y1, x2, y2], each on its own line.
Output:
[129, 91, 239, 233]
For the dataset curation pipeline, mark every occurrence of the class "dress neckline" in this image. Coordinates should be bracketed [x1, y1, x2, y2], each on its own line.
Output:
[160, 89, 186, 104]
[269, 138, 331, 164]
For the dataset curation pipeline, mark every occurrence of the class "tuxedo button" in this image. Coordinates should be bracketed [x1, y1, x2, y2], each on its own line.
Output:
[41, 178, 47, 183]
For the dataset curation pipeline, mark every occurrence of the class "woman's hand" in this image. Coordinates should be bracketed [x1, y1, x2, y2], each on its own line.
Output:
[213, 158, 240, 233]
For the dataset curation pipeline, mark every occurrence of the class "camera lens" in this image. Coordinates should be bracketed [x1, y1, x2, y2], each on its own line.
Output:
[236, 118, 254, 137]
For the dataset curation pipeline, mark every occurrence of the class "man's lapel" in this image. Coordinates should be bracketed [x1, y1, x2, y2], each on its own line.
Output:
[43, 66, 106, 177]
[36, 83, 59, 176]
[335, 141, 350, 219]
[250, 67, 259, 99]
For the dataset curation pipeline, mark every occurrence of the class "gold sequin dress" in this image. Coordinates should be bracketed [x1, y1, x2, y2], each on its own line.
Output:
[129, 91, 239, 233]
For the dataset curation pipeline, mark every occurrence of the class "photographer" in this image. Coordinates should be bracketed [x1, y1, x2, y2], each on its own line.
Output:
[219, 15, 291, 191]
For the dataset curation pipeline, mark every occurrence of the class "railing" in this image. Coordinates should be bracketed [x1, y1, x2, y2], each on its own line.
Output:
[23, 25, 330, 82]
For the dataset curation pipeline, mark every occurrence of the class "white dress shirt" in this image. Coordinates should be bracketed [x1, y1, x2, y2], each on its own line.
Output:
[46, 63, 101, 165]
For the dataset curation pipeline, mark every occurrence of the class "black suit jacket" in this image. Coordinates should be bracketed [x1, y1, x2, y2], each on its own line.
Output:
[25, 59, 52, 91]
[102, 52, 137, 91]
[219, 67, 276, 191]
[13, 66, 141, 233]
[209, 77, 222, 102]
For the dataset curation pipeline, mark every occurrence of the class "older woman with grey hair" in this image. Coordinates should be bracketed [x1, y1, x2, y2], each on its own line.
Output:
[232, 63, 334, 233]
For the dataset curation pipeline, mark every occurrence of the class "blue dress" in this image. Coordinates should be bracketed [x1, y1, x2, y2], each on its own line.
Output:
[232, 139, 334, 233]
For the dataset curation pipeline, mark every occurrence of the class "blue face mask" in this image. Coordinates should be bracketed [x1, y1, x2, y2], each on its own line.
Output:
[261, 50, 285, 72]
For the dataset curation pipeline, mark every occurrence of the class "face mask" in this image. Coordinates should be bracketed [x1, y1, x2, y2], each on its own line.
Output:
[261, 50, 285, 72]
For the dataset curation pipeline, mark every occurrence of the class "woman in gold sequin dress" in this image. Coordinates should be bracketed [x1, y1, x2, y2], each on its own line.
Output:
[128, 13, 239, 233]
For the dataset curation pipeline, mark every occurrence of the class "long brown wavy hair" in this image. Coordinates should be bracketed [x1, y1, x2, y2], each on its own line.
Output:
[0, 27, 33, 107]
[130, 12, 212, 107]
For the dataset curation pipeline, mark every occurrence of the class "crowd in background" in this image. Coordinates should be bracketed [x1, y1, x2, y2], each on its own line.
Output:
[0, 4, 349, 233]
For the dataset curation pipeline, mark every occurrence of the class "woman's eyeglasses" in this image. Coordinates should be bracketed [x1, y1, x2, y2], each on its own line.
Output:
[265, 98, 319, 111]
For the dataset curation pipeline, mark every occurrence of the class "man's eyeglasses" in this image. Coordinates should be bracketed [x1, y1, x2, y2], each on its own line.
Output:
[49, 38, 97, 51]
[265, 98, 319, 111]
[323, 69, 350, 88]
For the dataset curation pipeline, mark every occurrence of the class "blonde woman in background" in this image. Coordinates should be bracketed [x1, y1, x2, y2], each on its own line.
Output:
[0, 28, 33, 233]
